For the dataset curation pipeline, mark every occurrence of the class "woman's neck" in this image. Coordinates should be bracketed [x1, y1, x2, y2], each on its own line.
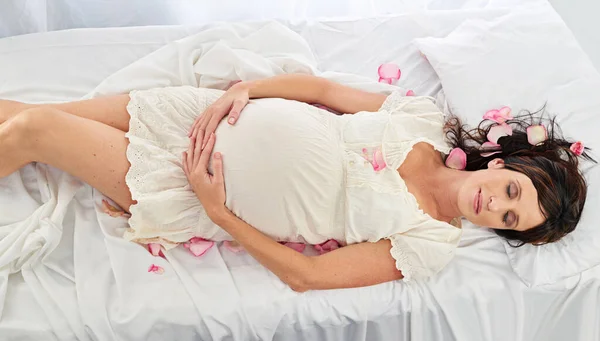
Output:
[426, 165, 469, 221]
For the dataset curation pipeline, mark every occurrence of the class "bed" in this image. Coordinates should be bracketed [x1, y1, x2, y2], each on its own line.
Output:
[1, 1, 599, 341]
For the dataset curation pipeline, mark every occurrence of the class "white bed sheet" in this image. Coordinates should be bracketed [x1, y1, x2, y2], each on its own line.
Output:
[1, 3, 599, 341]
[0, 0, 530, 38]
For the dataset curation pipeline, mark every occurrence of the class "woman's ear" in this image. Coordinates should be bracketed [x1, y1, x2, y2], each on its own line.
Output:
[487, 158, 505, 169]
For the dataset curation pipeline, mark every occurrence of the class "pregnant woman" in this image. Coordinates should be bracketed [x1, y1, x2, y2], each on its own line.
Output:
[0, 74, 592, 291]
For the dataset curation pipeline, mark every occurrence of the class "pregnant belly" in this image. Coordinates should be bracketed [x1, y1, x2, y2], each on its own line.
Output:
[208, 98, 346, 244]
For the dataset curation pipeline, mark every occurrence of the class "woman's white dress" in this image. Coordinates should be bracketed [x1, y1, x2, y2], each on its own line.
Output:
[123, 86, 462, 281]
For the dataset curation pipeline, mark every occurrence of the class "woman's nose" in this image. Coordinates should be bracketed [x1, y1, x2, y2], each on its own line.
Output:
[487, 196, 509, 212]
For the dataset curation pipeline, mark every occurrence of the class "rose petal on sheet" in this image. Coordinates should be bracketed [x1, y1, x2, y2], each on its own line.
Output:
[148, 264, 164, 275]
[224, 240, 245, 253]
[378, 77, 393, 84]
[570, 141, 584, 156]
[314, 239, 340, 255]
[282, 242, 306, 253]
[445, 148, 467, 170]
[526, 125, 547, 145]
[101, 199, 130, 218]
[186, 239, 215, 257]
[148, 243, 162, 257]
[378, 63, 401, 81]
[405, 90, 415, 96]
[487, 123, 513, 144]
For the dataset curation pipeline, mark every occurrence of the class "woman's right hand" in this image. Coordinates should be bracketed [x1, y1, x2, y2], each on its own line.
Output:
[188, 81, 250, 148]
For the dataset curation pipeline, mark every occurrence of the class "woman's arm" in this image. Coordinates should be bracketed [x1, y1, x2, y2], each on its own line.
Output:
[190, 74, 387, 147]
[244, 74, 387, 114]
[214, 210, 403, 292]
[182, 131, 402, 292]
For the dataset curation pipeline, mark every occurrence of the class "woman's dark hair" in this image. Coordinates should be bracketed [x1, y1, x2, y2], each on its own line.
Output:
[444, 108, 596, 247]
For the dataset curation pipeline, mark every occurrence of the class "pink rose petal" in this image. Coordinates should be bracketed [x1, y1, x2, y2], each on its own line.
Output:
[445, 148, 467, 170]
[570, 141, 584, 156]
[378, 77, 393, 84]
[378, 63, 401, 80]
[101, 199, 130, 218]
[183, 237, 214, 257]
[148, 243, 162, 257]
[481, 151, 502, 157]
[481, 142, 501, 149]
[487, 124, 513, 144]
[406, 90, 415, 96]
[189, 243, 214, 257]
[526, 125, 547, 145]
[498, 106, 513, 119]
[189, 237, 206, 244]
[372, 149, 387, 171]
[378, 63, 401, 84]
[224, 240, 245, 253]
[282, 242, 306, 253]
[314, 239, 340, 255]
[480, 141, 502, 157]
[483, 106, 513, 124]
[148, 264, 164, 275]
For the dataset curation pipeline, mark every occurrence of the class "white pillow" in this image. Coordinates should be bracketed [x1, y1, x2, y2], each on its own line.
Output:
[414, 3, 600, 286]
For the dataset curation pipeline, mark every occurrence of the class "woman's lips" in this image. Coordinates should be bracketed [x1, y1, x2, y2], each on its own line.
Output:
[474, 188, 482, 215]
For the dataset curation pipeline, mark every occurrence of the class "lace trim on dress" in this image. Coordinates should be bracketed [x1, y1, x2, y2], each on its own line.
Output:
[385, 234, 429, 282]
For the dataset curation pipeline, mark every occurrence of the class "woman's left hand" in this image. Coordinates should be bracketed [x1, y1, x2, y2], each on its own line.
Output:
[182, 131, 228, 222]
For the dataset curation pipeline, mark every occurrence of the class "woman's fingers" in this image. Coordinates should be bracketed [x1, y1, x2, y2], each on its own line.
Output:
[187, 138, 195, 170]
[191, 114, 207, 140]
[227, 99, 246, 125]
[202, 104, 229, 148]
[200, 133, 216, 168]
[182, 152, 189, 176]
[193, 131, 204, 168]
[212, 152, 224, 185]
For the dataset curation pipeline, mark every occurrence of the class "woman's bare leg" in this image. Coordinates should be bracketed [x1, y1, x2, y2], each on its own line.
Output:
[0, 95, 131, 131]
[0, 107, 135, 211]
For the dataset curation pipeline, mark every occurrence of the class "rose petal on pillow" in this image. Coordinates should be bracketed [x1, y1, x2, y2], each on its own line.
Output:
[372, 149, 387, 171]
[378, 63, 401, 82]
[498, 106, 513, 120]
[101, 199, 130, 218]
[445, 148, 467, 170]
[526, 125, 547, 145]
[483, 109, 499, 122]
[481, 141, 501, 149]
[148, 243, 162, 257]
[148, 264, 164, 275]
[406, 90, 415, 96]
[188, 240, 214, 257]
[487, 123, 513, 144]
[483, 107, 513, 124]
[224, 240, 245, 253]
[282, 242, 306, 253]
[570, 141, 584, 156]
[481, 151, 502, 157]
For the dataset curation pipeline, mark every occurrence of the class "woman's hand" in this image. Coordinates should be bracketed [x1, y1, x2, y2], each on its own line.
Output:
[188, 82, 250, 149]
[182, 131, 228, 222]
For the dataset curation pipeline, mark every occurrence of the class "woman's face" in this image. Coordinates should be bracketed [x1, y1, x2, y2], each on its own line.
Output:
[458, 159, 545, 231]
